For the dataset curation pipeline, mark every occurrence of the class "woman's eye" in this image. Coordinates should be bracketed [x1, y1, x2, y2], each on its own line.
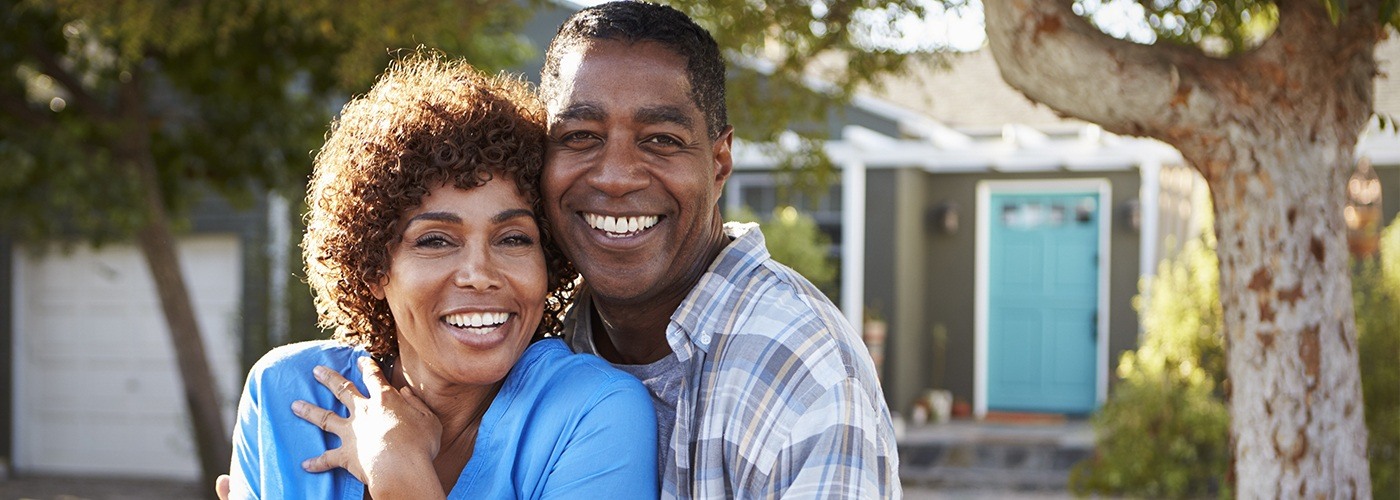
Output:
[501, 234, 536, 247]
[413, 234, 452, 248]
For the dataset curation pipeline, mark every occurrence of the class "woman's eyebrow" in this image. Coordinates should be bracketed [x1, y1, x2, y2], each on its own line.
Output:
[406, 212, 462, 226]
[493, 208, 535, 224]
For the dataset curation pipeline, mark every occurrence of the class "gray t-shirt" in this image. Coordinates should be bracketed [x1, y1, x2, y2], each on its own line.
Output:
[569, 307, 682, 479]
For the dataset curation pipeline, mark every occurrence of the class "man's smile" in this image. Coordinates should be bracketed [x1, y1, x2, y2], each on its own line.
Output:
[582, 212, 662, 238]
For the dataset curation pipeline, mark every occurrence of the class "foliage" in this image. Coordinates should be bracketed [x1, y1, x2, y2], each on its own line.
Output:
[0, 0, 532, 243]
[1071, 214, 1400, 498]
[728, 206, 838, 296]
[1070, 225, 1231, 499]
[666, 0, 939, 202]
[1356, 215, 1400, 498]
[0, 0, 535, 484]
[1073, 0, 1400, 56]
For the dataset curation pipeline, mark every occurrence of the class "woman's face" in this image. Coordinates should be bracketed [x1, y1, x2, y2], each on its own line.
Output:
[373, 176, 547, 388]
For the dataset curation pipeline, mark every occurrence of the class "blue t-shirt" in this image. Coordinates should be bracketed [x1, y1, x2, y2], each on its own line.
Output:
[229, 338, 658, 499]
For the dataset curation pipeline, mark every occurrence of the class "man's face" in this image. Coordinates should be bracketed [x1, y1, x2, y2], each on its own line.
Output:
[543, 39, 733, 307]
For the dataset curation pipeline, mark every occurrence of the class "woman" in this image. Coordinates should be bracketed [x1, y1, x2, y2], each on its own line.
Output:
[227, 54, 657, 499]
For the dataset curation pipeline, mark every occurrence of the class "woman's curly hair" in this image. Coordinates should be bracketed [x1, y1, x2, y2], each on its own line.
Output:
[303, 52, 577, 357]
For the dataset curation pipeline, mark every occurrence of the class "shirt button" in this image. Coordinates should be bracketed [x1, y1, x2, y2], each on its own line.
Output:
[700, 333, 712, 344]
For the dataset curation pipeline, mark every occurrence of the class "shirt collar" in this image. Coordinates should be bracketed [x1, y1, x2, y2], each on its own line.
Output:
[666, 222, 769, 358]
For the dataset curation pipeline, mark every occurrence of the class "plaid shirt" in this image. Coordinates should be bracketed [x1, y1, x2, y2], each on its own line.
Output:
[564, 223, 901, 499]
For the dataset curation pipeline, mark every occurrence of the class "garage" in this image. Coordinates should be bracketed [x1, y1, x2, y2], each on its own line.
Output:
[11, 235, 243, 479]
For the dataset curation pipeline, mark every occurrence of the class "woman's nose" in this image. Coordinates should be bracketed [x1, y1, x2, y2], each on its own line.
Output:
[452, 246, 502, 290]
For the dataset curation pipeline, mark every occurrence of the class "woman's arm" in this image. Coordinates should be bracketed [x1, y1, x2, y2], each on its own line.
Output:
[294, 356, 447, 500]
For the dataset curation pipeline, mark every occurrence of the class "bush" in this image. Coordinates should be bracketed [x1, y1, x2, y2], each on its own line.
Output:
[1357, 217, 1400, 499]
[727, 206, 837, 295]
[1069, 230, 1230, 498]
[1071, 215, 1400, 498]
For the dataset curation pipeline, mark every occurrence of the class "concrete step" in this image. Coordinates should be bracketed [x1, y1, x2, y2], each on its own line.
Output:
[897, 420, 1094, 491]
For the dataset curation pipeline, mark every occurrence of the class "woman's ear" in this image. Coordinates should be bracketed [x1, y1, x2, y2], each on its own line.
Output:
[369, 275, 386, 300]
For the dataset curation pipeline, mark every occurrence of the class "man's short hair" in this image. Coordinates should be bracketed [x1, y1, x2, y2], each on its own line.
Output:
[541, 1, 728, 139]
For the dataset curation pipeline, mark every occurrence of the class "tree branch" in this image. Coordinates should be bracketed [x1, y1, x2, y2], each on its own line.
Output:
[0, 92, 53, 128]
[27, 34, 111, 121]
[982, 0, 1228, 140]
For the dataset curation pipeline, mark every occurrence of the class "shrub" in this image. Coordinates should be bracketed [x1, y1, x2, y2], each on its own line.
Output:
[1356, 217, 1400, 499]
[1072, 214, 1400, 498]
[728, 206, 838, 295]
[1069, 230, 1230, 498]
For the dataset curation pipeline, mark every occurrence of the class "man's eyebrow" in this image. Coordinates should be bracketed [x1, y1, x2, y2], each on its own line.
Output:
[555, 103, 605, 123]
[492, 208, 535, 225]
[635, 105, 694, 130]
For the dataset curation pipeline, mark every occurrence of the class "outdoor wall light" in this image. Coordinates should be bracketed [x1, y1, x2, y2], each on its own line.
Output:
[926, 201, 959, 235]
[1118, 198, 1141, 232]
[1346, 157, 1383, 257]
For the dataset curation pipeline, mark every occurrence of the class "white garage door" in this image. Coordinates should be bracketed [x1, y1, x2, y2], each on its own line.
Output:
[13, 235, 243, 479]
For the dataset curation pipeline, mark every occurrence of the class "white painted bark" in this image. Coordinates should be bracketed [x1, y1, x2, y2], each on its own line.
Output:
[983, 0, 1377, 496]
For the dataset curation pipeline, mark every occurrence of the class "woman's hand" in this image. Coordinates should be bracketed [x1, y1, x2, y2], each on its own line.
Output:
[293, 356, 444, 494]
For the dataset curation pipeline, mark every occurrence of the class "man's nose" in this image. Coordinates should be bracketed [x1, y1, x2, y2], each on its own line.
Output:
[586, 141, 650, 197]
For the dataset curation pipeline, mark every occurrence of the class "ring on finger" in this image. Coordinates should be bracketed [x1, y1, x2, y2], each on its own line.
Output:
[334, 380, 355, 399]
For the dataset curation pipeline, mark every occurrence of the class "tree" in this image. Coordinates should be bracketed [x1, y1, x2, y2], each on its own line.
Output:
[668, 0, 934, 194]
[983, 0, 1392, 495]
[0, 0, 930, 487]
[0, 0, 532, 485]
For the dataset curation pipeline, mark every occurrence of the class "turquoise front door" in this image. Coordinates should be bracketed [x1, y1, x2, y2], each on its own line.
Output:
[987, 192, 1100, 414]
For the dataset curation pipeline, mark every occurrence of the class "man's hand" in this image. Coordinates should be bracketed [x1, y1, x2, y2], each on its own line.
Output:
[293, 356, 443, 492]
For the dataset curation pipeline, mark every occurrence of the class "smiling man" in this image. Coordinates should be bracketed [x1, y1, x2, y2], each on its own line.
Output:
[539, 2, 901, 498]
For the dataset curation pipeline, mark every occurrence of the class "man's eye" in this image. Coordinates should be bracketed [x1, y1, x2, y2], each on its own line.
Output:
[560, 132, 600, 147]
[643, 135, 681, 148]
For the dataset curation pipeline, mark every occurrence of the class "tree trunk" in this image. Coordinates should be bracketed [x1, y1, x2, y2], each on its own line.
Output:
[1209, 134, 1370, 497]
[983, 0, 1376, 496]
[118, 71, 231, 489]
[133, 160, 232, 488]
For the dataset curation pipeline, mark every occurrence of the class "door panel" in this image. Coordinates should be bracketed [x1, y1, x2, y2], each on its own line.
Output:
[987, 192, 1099, 414]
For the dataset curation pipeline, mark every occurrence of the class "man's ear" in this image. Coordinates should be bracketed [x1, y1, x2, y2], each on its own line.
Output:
[712, 125, 734, 188]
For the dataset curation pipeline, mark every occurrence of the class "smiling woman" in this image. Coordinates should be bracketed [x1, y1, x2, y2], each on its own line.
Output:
[225, 53, 658, 500]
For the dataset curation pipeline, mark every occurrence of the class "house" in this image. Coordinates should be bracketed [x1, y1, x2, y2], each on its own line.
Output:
[0, 193, 282, 479]
[3, 2, 1397, 480]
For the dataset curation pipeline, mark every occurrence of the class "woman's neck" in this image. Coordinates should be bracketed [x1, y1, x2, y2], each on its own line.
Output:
[388, 358, 502, 493]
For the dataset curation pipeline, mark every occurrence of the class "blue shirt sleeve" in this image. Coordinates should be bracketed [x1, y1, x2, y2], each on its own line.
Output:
[228, 342, 366, 500]
[539, 372, 658, 499]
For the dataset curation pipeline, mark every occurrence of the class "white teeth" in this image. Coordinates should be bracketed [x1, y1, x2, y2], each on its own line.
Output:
[444, 312, 510, 331]
[584, 213, 660, 237]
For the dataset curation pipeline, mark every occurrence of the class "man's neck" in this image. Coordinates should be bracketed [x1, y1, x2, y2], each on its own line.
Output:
[589, 224, 732, 365]
[589, 302, 673, 365]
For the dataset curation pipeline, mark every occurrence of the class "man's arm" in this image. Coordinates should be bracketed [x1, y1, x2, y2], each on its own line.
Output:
[761, 377, 901, 499]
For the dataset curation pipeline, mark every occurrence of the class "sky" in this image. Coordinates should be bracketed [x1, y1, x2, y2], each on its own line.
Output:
[569, 0, 1161, 53]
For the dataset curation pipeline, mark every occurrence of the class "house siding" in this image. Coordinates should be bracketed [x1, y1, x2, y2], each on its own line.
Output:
[867, 168, 1142, 416]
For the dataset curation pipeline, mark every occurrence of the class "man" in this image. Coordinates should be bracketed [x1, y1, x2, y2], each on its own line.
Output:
[218, 2, 898, 498]
[539, 2, 899, 497]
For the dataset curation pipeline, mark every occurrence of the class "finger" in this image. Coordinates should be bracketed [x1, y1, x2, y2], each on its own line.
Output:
[314, 365, 363, 407]
[301, 447, 347, 473]
[399, 386, 432, 416]
[215, 474, 231, 500]
[292, 399, 345, 434]
[358, 356, 392, 401]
